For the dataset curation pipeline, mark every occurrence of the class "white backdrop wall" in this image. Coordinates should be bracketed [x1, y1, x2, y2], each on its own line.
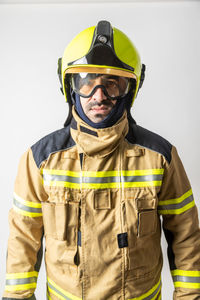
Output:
[0, 2, 200, 299]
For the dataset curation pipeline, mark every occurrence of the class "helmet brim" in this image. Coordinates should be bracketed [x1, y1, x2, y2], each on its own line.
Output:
[65, 66, 136, 79]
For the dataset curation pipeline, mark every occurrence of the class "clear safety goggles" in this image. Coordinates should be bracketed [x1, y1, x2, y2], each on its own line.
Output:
[70, 73, 132, 100]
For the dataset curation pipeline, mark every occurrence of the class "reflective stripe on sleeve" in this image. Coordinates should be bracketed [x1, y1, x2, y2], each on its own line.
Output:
[47, 286, 53, 300]
[171, 269, 200, 289]
[5, 271, 38, 292]
[13, 193, 42, 217]
[47, 289, 52, 300]
[42, 169, 164, 189]
[47, 277, 82, 300]
[158, 189, 195, 215]
[129, 277, 161, 300]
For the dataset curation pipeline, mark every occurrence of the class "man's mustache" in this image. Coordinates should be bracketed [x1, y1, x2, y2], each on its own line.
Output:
[87, 100, 114, 109]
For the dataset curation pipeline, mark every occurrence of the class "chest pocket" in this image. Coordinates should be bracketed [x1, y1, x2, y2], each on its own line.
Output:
[42, 201, 79, 245]
[126, 195, 160, 277]
[42, 201, 79, 267]
[136, 197, 157, 237]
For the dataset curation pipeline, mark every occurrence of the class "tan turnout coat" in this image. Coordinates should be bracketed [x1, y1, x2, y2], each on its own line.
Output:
[3, 109, 200, 300]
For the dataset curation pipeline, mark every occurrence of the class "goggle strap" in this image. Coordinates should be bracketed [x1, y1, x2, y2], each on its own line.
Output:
[75, 84, 122, 101]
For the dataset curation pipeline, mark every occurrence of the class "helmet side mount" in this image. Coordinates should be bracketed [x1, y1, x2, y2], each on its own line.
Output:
[139, 64, 146, 89]
[57, 57, 63, 94]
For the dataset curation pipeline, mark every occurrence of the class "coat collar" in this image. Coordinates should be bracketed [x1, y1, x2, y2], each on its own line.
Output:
[70, 107, 129, 158]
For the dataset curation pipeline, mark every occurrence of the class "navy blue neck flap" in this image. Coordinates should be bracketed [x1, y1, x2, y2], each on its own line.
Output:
[72, 90, 132, 129]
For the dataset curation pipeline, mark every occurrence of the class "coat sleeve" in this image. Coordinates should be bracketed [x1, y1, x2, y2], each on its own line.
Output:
[158, 146, 200, 299]
[2, 148, 48, 300]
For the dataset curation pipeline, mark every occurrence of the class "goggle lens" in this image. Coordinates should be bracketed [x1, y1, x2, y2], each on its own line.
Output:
[70, 73, 132, 100]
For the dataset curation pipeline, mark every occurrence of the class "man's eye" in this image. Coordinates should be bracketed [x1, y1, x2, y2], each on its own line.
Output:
[79, 79, 93, 88]
[106, 80, 118, 88]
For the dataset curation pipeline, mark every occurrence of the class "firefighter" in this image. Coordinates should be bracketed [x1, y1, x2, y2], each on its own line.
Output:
[3, 20, 200, 300]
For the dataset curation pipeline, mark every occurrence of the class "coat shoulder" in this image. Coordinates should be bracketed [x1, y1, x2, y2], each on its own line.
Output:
[126, 121, 172, 164]
[31, 125, 75, 168]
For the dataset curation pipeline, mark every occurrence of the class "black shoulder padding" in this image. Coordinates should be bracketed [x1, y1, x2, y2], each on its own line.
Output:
[31, 125, 75, 168]
[126, 121, 172, 164]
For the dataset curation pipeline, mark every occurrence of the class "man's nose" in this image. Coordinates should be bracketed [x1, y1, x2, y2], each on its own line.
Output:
[92, 86, 107, 102]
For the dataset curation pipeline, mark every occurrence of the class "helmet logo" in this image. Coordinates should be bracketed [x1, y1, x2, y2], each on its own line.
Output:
[97, 35, 108, 44]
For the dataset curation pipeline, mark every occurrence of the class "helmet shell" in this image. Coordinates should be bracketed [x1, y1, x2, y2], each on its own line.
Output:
[60, 22, 144, 105]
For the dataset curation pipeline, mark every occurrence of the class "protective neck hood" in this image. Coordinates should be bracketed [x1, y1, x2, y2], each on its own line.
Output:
[72, 89, 133, 129]
[70, 107, 129, 157]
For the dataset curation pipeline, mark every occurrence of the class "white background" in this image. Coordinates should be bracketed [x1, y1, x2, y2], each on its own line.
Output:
[0, 1, 200, 299]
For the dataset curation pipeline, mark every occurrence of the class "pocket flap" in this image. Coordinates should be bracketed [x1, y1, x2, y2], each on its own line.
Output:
[61, 150, 78, 159]
[126, 148, 144, 157]
[136, 197, 156, 211]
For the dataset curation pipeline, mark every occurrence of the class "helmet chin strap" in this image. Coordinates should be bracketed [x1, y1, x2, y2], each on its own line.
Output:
[72, 90, 133, 129]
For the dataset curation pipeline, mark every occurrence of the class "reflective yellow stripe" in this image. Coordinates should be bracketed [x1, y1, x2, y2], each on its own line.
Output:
[42, 169, 120, 177]
[5, 282, 37, 291]
[122, 169, 164, 176]
[42, 180, 80, 189]
[158, 189, 195, 215]
[82, 182, 120, 189]
[174, 282, 200, 289]
[171, 270, 200, 277]
[6, 271, 38, 279]
[158, 189, 192, 205]
[13, 206, 43, 217]
[42, 168, 163, 189]
[5, 271, 38, 292]
[13, 193, 42, 217]
[129, 278, 161, 299]
[158, 201, 195, 215]
[123, 181, 162, 188]
[171, 269, 200, 289]
[47, 277, 82, 300]
[47, 277, 162, 300]
[47, 288, 52, 300]
[42, 168, 164, 177]
[152, 294, 159, 300]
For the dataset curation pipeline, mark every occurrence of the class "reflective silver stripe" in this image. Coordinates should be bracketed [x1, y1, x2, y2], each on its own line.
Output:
[43, 174, 162, 184]
[122, 174, 163, 183]
[142, 280, 161, 300]
[6, 277, 37, 285]
[173, 275, 200, 283]
[13, 198, 42, 214]
[43, 174, 81, 184]
[158, 194, 194, 211]
[84, 176, 120, 184]
[47, 281, 73, 300]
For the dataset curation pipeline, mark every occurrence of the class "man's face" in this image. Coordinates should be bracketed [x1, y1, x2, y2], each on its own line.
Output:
[71, 73, 131, 123]
[78, 75, 119, 123]
[80, 83, 117, 123]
